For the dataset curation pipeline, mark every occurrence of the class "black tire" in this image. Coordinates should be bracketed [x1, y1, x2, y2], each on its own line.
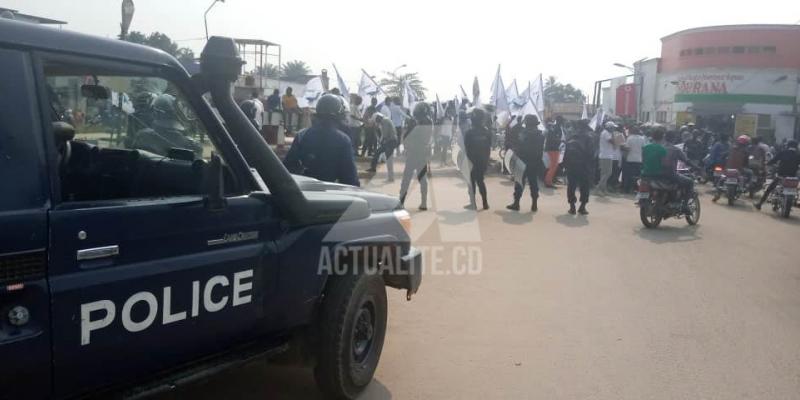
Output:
[782, 197, 793, 218]
[640, 201, 662, 229]
[314, 271, 387, 399]
[727, 186, 736, 206]
[685, 194, 701, 225]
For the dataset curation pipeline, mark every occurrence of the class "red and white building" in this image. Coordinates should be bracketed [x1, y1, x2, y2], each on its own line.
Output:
[605, 24, 800, 142]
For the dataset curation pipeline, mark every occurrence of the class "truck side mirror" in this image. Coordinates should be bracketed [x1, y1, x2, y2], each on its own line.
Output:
[204, 153, 227, 211]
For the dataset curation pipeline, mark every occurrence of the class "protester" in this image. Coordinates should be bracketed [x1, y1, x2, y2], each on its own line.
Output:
[544, 116, 564, 188]
[597, 121, 619, 195]
[755, 139, 800, 210]
[283, 94, 359, 186]
[399, 103, 434, 211]
[266, 89, 281, 125]
[464, 108, 492, 210]
[506, 115, 545, 212]
[622, 126, 645, 193]
[282, 87, 300, 133]
[562, 120, 594, 215]
[239, 91, 264, 129]
[361, 97, 380, 157]
[367, 113, 398, 182]
[389, 96, 410, 135]
[348, 94, 364, 153]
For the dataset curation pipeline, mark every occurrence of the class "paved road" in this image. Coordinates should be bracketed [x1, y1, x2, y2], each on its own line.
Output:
[159, 162, 800, 400]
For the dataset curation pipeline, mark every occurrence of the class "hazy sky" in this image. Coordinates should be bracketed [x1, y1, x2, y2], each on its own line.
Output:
[6, 0, 799, 99]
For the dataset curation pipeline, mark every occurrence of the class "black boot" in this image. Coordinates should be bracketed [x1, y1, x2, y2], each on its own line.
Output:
[568, 203, 577, 215]
[506, 199, 520, 211]
[578, 203, 589, 215]
[531, 197, 538, 212]
[482, 198, 490, 210]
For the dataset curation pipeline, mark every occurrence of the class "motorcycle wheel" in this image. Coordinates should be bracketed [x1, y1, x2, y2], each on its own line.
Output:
[782, 197, 793, 218]
[640, 201, 662, 229]
[685, 194, 701, 225]
[727, 186, 737, 206]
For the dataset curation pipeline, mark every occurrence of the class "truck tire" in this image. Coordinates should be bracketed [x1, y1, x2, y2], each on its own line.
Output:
[314, 271, 387, 399]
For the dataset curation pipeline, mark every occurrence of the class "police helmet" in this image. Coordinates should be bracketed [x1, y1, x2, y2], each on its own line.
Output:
[316, 94, 346, 121]
[151, 94, 185, 131]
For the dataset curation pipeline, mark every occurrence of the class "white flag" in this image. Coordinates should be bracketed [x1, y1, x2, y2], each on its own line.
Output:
[301, 77, 325, 108]
[459, 85, 469, 103]
[403, 79, 418, 110]
[332, 63, 349, 99]
[435, 94, 445, 119]
[358, 69, 386, 109]
[588, 107, 605, 131]
[581, 103, 589, 120]
[529, 74, 545, 114]
[506, 79, 519, 104]
[490, 65, 510, 114]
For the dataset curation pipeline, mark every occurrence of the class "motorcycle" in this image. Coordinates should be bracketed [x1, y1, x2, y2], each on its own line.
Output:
[637, 170, 701, 229]
[712, 168, 750, 206]
[766, 175, 798, 218]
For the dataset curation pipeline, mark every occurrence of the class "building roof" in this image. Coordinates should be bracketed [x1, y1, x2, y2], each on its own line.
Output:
[0, 18, 183, 71]
[662, 24, 800, 41]
[234, 38, 279, 47]
[0, 7, 67, 25]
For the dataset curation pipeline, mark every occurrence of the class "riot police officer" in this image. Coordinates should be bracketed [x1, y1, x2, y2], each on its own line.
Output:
[283, 94, 360, 186]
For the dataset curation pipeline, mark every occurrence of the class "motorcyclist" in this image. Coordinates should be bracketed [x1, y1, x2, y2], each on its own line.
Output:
[663, 132, 699, 207]
[641, 128, 696, 208]
[754, 140, 800, 210]
[749, 136, 770, 179]
[684, 129, 707, 167]
[283, 94, 360, 186]
[708, 133, 731, 169]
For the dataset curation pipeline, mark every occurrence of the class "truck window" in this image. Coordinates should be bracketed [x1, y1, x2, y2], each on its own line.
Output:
[44, 61, 240, 202]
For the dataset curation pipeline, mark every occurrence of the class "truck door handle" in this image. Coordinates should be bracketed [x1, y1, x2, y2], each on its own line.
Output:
[76, 245, 119, 261]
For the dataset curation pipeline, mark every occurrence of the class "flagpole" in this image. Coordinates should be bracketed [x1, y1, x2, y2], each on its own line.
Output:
[361, 68, 388, 97]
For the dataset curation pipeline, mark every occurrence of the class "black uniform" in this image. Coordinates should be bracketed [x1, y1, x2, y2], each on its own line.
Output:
[283, 120, 360, 186]
[464, 125, 492, 208]
[563, 130, 594, 206]
[512, 126, 545, 201]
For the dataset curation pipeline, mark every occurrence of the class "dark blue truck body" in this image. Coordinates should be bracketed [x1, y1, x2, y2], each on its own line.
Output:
[0, 19, 420, 399]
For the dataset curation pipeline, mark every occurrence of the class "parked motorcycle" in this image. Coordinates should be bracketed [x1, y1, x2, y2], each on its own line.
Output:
[766, 175, 798, 218]
[637, 171, 701, 229]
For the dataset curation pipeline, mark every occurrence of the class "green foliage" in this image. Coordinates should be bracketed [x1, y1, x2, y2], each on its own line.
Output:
[544, 75, 586, 105]
[281, 60, 311, 82]
[379, 72, 426, 101]
[123, 31, 194, 63]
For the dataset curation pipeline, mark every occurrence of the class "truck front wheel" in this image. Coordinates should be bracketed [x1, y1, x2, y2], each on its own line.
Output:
[315, 271, 387, 399]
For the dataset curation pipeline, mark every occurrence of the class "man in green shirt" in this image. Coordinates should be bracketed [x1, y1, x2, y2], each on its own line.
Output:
[641, 129, 667, 177]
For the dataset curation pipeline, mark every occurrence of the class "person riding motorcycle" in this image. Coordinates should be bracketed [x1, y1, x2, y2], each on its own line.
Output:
[708, 133, 731, 169]
[754, 139, 800, 210]
[749, 136, 770, 178]
[641, 128, 696, 208]
[724, 135, 755, 186]
[684, 129, 707, 166]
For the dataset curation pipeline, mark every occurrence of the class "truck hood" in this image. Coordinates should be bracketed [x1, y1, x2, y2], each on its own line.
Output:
[292, 175, 400, 213]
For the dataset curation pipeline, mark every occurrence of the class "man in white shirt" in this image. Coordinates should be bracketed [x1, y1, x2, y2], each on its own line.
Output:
[622, 126, 646, 193]
[389, 97, 410, 134]
[597, 121, 619, 195]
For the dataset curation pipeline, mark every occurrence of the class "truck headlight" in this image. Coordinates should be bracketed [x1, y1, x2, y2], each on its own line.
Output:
[393, 209, 412, 237]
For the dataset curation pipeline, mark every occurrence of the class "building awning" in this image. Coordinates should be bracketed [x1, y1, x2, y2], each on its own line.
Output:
[686, 102, 743, 116]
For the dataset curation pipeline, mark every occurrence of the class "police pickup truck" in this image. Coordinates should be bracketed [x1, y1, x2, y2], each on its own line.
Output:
[0, 19, 421, 400]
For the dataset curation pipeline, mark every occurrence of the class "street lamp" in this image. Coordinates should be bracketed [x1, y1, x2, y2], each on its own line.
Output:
[613, 63, 634, 72]
[120, 0, 135, 40]
[204, 0, 225, 40]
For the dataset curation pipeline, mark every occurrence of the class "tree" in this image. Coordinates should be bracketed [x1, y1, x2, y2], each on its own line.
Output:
[379, 71, 426, 100]
[123, 31, 194, 63]
[281, 60, 311, 82]
[544, 75, 586, 105]
[253, 64, 280, 78]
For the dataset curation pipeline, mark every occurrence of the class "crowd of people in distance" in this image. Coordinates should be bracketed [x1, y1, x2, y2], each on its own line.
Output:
[240, 89, 800, 219]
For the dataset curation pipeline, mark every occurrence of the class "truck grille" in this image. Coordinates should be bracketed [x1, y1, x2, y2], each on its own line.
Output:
[0, 251, 46, 285]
